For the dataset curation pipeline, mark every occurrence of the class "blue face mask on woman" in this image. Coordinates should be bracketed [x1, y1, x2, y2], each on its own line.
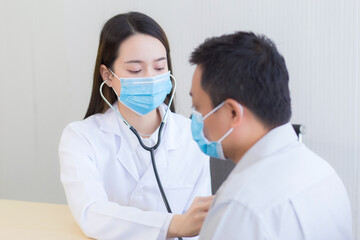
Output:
[109, 70, 172, 115]
[191, 102, 243, 160]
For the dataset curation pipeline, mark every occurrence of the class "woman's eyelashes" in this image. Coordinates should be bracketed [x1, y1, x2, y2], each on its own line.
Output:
[128, 69, 141, 74]
[127, 67, 165, 74]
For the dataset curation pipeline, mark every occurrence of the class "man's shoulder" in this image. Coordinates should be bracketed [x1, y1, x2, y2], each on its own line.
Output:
[216, 143, 337, 212]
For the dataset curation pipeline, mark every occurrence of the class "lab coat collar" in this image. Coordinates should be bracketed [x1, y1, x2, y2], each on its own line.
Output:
[99, 102, 182, 182]
[99, 102, 123, 137]
[99, 102, 181, 151]
[159, 104, 183, 151]
[234, 122, 298, 173]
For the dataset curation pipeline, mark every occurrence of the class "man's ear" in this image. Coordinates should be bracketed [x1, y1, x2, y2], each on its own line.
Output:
[225, 98, 244, 127]
[100, 64, 114, 87]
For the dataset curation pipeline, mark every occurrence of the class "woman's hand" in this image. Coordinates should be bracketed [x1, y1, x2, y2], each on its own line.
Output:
[167, 196, 215, 238]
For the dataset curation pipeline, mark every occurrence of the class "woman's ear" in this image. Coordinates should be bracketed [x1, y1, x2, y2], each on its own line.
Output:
[100, 64, 113, 87]
[225, 98, 244, 127]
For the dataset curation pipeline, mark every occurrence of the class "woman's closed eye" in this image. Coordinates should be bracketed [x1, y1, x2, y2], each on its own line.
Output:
[128, 69, 141, 74]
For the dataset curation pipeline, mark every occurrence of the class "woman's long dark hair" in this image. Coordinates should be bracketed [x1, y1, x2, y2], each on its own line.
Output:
[84, 12, 175, 119]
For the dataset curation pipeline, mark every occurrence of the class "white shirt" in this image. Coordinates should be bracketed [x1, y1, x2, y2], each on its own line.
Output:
[59, 103, 211, 240]
[199, 123, 352, 240]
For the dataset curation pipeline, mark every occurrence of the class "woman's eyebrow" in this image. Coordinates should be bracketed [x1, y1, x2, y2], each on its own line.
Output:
[154, 57, 167, 62]
[124, 60, 142, 64]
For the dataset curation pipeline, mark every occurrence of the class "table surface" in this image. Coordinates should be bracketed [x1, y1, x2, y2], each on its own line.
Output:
[0, 199, 91, 240]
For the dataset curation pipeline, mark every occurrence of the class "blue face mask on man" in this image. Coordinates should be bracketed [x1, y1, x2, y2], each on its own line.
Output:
[109, 69, 172, 115]
[191, 102, 243, 160]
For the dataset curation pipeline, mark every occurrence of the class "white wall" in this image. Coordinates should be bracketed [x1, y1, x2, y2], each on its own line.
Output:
[0, 0, 359, 238]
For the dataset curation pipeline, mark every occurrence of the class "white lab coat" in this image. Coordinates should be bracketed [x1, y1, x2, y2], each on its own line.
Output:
[59, 103, 211, 240]
[199, 123, 353, 240]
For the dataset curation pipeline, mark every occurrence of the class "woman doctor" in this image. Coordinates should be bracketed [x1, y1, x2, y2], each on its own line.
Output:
[59, 12, 213, 240]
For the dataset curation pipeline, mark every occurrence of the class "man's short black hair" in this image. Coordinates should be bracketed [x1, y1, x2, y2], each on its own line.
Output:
[190, 31, 291, 129]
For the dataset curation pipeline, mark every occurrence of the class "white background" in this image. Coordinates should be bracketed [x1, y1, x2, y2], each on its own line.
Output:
[0, 0, 359, 238]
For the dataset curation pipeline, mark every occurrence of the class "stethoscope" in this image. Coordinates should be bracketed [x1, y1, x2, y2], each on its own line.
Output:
[100, 73, 183, 240]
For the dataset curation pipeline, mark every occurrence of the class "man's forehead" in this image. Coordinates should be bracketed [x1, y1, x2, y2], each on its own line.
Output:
[191, 66, 214, 109]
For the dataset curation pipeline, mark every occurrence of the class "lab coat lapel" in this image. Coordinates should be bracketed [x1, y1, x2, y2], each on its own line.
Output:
[161, 109, 183, 151]
[99, 104, 122, 137]
[99, 103, 184, 188]
[134, 131, 170, 194]
[116, 141, 140, 182]
[130, 144, 169, 212]
[139, 146, 169, 184]
[132, 110, 182, 197]
[147, 109, 184, 175]
[99, 104, 140, 182]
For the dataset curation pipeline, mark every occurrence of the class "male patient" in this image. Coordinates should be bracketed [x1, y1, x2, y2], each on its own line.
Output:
[189, 31, 353, 239]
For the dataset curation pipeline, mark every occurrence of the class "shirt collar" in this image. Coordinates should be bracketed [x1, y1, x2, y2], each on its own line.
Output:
[234, 122, 298, 173]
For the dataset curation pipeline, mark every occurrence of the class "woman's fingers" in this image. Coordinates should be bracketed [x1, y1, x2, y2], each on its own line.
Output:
[167, 195, 215, 238]
[192, 196, 215, 211]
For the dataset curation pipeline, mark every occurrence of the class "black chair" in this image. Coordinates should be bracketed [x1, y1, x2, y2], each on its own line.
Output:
[210, 124, 305, 194]
[291, 124, 306, 143]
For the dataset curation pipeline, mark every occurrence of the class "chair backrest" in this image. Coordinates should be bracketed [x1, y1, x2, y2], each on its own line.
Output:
[291, 124, 306, 143]
[210, 124, 305, 194]
[210, 158, 235, 194]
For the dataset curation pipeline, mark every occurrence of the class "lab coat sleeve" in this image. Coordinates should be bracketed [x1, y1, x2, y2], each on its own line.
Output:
[59, 124, 173, 240]
[199, 199, 270, 240]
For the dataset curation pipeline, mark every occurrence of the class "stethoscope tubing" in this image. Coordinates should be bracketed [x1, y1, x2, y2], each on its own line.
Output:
[129, 122, 173, 213]
[130, 123, 183, 240]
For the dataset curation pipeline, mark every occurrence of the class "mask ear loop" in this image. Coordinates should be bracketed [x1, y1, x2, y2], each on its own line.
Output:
[217, 103, 244, 143]
[203, 102, 226, 120]
[202, 102, 244, 143]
